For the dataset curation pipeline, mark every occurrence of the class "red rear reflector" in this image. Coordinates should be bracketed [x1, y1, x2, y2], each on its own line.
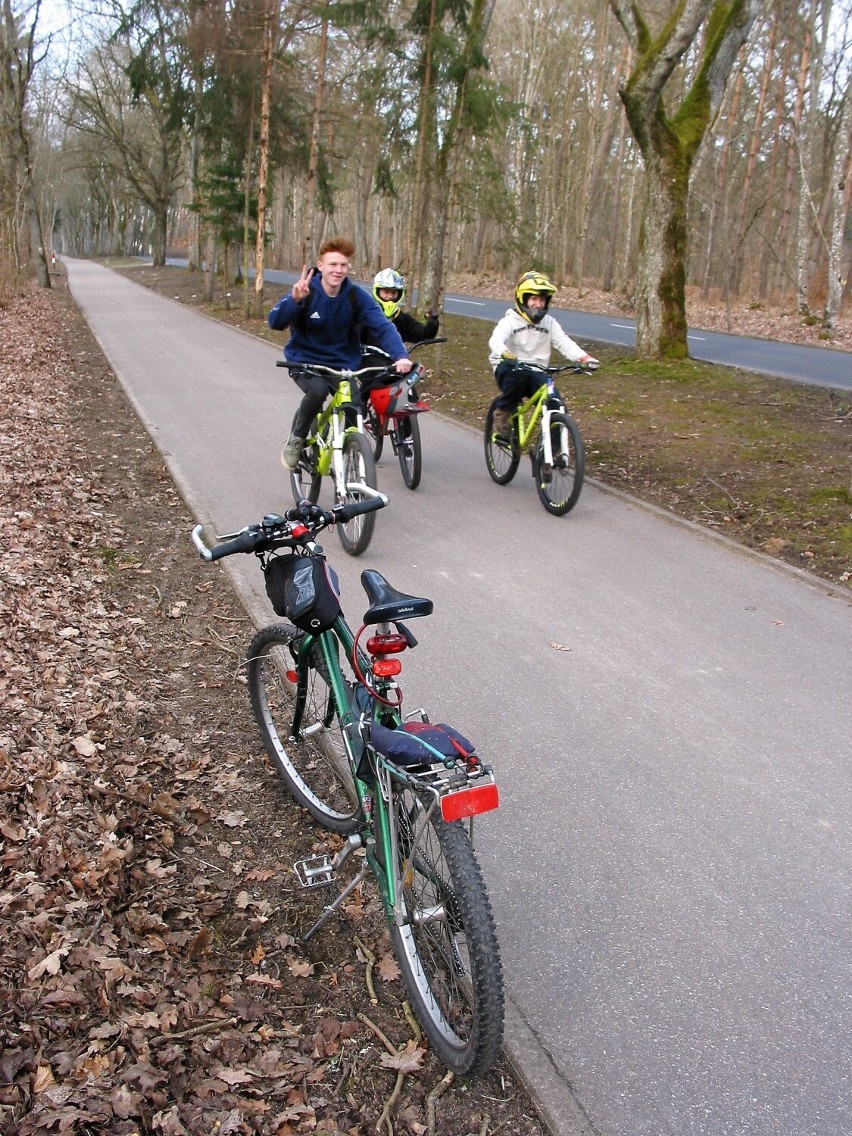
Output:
[372, 658, 402, 677]
[367, 634, 408, 654]
[440, 783, 499, 821]
[286, 670, 298, 683]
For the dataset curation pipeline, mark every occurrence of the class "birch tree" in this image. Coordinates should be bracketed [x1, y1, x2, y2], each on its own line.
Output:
[609, 0, 761, 359]
[1, 0, 51, 287]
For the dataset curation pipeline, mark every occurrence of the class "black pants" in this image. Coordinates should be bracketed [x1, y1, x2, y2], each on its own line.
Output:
[289, 370, 338, 438]
[494, 361, 561, 411]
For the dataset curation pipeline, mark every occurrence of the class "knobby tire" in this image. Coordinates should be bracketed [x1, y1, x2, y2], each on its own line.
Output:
[484, 399, 520, 485]
[389, 787, 504, 1077]
[337, 432, 378, 556]
[366, 407, 385, 462]
[289, 444, 322, 507]
[533, 411, 584, 516]
[395, 414, 422, 490]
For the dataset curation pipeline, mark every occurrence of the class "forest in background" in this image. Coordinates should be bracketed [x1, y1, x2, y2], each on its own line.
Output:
[3, 0, 851, 347]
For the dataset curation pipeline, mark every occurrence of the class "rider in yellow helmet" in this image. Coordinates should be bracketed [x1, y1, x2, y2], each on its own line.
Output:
[488, 270, 598, 441]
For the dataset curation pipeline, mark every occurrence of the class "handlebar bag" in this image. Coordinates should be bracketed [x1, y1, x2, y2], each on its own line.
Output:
[264, 554, 341, 633]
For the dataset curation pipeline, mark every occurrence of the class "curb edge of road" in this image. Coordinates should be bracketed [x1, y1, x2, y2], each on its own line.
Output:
[503, 995, 601, 1136]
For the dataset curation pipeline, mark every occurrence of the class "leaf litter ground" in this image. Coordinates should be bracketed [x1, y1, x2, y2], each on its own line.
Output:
[0, 281, 548, 1136]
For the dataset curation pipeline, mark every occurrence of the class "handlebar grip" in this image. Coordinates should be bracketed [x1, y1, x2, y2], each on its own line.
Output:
[334, 494, 389, 524]
[192, 524, 262, 561]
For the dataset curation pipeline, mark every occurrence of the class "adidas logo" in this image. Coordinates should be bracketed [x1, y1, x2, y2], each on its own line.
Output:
[310, 312, 321, 320]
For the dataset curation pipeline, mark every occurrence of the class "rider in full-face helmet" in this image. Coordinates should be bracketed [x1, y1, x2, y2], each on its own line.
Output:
[359, 268, 441, 412]
[487, 270, 599, 441]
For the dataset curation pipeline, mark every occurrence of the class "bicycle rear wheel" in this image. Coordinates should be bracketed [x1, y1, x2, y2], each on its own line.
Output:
[395, 414, 422, 490]
[389, 786, 504, 1077]
[484, 400, 520, 485]
[365, 406, 385, 462]
[289, 443, 321, 506]
[533, 411, 584, 516]
[246, 625, 359, 834]
[337, 432, 378, 556]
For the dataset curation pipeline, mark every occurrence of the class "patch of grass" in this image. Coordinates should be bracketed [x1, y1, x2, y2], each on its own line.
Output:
[810, 486, 852, 506]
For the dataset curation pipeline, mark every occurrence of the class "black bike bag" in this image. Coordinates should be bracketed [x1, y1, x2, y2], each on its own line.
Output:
[264, 554, 341, 633]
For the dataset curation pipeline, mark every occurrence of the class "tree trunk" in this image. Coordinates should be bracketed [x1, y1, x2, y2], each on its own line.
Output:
[610, 0, 762, 359]
[729, 13, 775, 297]
[825, 83, 851, 328]
[254, 0, 276, 319]
[302, 12, 328, 265]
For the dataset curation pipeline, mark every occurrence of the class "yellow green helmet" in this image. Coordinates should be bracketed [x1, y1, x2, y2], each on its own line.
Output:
[515, 270, 555, 323]
[373, 268, 405, 319]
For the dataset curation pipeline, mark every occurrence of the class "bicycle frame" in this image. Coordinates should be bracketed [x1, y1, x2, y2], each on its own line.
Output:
[291, 610, 472, 931]
[514, 376, 563, 463]
[287, 617, 415, 923]
[311, 379, 370, 487]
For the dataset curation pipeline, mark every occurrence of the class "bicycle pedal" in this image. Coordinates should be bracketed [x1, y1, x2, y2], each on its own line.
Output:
[294, 855, 335, 888]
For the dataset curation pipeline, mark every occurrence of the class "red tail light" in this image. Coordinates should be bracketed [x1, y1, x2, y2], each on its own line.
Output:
[367, 634, 408, 655]
[372, 658, 402, 677]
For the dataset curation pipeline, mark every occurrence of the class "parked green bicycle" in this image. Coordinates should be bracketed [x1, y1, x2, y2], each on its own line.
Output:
[279, 360, 390, 556]
[192, 497, 504, 1077]
[484, 362, 591, 516]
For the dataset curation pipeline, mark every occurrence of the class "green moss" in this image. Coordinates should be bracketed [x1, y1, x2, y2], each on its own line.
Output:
[809, 487, 852, 507]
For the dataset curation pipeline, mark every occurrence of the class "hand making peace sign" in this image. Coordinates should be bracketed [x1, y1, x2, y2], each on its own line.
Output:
[291, 265, 315, 303]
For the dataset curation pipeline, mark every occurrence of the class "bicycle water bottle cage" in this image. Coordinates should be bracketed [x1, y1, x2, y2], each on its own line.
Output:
[360, 569, 433, 624]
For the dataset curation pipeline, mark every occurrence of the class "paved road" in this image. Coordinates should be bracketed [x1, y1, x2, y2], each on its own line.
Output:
[253, 265, 852, 391]
[67, 259, 851, 1136]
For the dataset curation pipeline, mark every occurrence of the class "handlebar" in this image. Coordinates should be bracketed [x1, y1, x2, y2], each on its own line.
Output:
[276, 360, 397, 379]
[362, 337, 447, 363]
[521, 361, 599, 375]
[192, 495, 389, 562]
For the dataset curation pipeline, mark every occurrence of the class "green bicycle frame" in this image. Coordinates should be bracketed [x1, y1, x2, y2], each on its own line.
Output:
[513, 383, 549, 453]
[514, 378, 566, 468]
[312, 379, 360, 478]
[289, 616, 403, 918]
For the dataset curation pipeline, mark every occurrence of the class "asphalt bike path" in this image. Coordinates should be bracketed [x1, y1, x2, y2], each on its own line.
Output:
[66, 259, 851, 1136]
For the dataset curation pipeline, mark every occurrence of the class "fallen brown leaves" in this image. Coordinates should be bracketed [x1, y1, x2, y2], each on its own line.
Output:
[0, 282, 545, 1136]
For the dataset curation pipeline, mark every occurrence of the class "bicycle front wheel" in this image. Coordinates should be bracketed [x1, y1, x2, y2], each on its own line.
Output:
[389, 787, 504, 1077]
[246, 625, 359, 834]
[289, 443, 321, 506]
[484, 400, 520, 485]
[533, 411, 584, 516]
[395, 414, 422, 490]
[336, 432, 378, 556]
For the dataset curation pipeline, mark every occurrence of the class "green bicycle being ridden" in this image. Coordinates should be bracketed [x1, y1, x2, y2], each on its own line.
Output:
[192, 496, 504, 1077]
[484, 362, 592, 516]
[279, 360, 391, 556]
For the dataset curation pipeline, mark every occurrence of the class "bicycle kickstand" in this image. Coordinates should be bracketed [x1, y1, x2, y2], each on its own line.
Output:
[301, 863, 369, 943]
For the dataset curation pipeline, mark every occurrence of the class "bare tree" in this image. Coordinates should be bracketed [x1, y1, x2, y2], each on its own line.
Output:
[609, 0, 761, 359]
[1, 0, 50, 287]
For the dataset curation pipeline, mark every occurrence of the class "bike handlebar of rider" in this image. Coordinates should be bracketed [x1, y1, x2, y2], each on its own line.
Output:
[275, 360, 399, 378]
[191, 495, 389, 562]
